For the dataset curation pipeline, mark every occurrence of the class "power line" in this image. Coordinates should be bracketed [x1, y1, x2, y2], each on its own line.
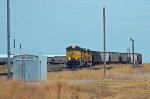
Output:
[106, 8, 137, 34]
[12, 0, 102, 8]
[12, 0, 58, 7]
[107, 8, 131, 21]
[105, 17, 135, 34]
[1, 15, 100, 22]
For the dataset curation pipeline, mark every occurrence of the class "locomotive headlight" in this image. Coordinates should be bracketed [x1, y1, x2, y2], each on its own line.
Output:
[75, 58, 78, 60]
[68, 58, 71, 60]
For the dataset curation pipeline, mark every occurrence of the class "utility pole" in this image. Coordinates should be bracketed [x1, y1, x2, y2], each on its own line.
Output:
[103, 7, 106, 79]
[7, 0, 11, 80]
[130, 38, 134, 68]
[20, 43, 22, 55]
[14, 39, 15, 55]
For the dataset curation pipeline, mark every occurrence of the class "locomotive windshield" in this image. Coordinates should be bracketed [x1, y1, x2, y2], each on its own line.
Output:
[66, 46, 82, 51]
[66, 46, 82, 59]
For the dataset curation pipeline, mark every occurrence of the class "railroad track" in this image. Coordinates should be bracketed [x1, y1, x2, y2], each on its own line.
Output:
[47, 66, 104, 72]
[0, 72, 13, 76]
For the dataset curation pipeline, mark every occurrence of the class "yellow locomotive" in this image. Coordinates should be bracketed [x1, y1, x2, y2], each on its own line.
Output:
[66, 45, 92, 68]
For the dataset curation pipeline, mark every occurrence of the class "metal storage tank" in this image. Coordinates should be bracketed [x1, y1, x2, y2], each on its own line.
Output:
[13, 54, 47, 82]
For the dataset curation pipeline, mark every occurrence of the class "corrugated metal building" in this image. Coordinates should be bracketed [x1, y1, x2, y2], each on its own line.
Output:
[13, 54, 47, 82]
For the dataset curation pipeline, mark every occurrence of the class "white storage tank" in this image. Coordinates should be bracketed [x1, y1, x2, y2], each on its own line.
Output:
[13, 54, 47, 82]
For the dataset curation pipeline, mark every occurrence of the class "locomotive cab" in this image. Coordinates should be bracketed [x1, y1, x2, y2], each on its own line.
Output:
[66, 45, 92, 68]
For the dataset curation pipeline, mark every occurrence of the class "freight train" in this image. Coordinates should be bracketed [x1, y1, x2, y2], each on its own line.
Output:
[0, 46, 142, 68]
[0, 55, 66, 65]
[0, 55, 13, 65]
[47, 55, 66, 64]
[66, 45, 142, 68]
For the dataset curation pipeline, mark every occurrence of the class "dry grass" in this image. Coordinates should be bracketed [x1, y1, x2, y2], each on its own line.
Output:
[0, 64, 150, 99]
[0, 65, 13, 73]
[48, 64, 150, 81]
[0, 77, 113, 99]
[0, 77, 150, 99]
[48, 69, 104, 80]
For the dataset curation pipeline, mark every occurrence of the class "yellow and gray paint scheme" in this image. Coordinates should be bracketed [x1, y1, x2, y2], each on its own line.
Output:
[66, 45, 92, 68]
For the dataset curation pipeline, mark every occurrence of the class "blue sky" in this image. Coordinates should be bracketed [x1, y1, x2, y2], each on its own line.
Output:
[0, 0, 150, 63]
